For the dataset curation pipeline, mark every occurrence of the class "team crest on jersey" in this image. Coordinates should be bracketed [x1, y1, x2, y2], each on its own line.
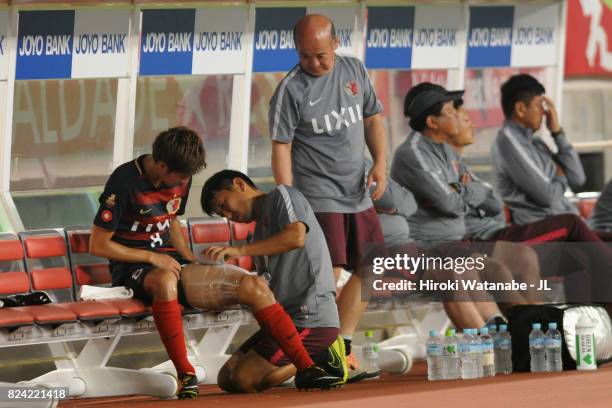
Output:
[344, 80, 358, 97]
[166, 195, 182, 215]
[105, 194, 116, 208]
[101, 210, 113, 222]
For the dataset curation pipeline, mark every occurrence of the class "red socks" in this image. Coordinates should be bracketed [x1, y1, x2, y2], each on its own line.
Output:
[152, 299, 195, 376]
[254, 303, 314, 371]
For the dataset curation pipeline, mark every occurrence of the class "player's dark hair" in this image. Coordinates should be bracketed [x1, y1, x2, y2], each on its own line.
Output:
[201, 170, 257, 216]
[501, 74, 545, 119]
[152, 126, 206, 175]
[293, 18, 336, 43]
[404, 82, 445, 132]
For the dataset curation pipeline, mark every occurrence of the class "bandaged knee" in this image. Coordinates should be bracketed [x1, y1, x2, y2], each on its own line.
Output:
[180, 263, 251, 311]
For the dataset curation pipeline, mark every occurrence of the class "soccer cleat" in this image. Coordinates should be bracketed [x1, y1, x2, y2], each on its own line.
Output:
[177, 373, 198, 399]
[318, 335, 348, 383]
[346, 353, 381, 384]
[294, 365, 345, 391]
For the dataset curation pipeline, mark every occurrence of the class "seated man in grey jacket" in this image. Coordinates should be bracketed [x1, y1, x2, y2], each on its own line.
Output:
[491, 74, 586, 225]
[393, 82, 612, 313]
[372, 179, 534, 329]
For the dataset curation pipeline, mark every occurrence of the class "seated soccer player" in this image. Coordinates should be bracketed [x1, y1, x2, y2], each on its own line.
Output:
[589, 178, 612, 236]
[200, 170, 347, 393]
[90, 127, 206, 399]
[491, 74, 586, 225]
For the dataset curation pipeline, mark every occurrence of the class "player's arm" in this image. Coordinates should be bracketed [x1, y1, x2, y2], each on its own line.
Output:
[169, 218, 197, 263]
[89, 225, 181, 276]
[272, 141, 293, 186]
[498, 132, 567, 206]
[543, 95, 585, 191]
[204, 221, 306, 262]
[364, 113, 387, 201]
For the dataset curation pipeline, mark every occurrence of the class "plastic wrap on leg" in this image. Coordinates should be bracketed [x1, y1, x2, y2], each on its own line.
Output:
[180, 263, 250, 311]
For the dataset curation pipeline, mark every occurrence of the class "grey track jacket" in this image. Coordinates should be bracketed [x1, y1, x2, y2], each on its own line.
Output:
[390, 131, 488, 245]
[491, 120, 585, 225]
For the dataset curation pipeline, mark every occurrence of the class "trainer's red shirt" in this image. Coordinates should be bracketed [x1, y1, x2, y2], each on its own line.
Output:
[94, 155, 190, 251]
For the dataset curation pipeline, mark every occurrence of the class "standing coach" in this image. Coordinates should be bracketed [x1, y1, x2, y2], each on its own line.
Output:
[268, 14, 388, 380]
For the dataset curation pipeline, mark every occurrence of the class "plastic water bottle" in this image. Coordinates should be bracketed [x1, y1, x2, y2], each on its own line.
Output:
[362, 330, 380, 378]
[545, 322, 563, 372]
[575, 315, 597, 371]
[529, 323, 546, 372]
[480, 327, 495, 377]
[496, 324, 513, 374]
[426, 330, 443, 380]
[442, 329, 460, 379]
[461, 329, 481, 379]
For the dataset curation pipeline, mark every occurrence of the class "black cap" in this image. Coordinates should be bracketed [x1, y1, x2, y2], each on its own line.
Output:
[405, 89, 464, 118]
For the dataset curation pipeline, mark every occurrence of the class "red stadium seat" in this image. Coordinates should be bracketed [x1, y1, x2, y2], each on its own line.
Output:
[231, 221, 255, 243]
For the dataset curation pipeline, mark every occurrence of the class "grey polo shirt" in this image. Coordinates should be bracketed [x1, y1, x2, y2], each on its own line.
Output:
[252, 185, 339, 328]
[269, 54, 383, 213]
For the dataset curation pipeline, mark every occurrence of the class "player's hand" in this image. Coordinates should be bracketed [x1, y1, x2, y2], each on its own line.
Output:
[202, 246, 243, 263]
[555, 164, 566, 177]
[542, 95, 561, 134]
[149, 253, 182, 279]
[367, 162, 387, 201]
[461, 173, 472, 185]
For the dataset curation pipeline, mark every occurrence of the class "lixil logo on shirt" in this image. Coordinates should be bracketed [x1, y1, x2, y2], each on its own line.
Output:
[311, 104, 362, 134]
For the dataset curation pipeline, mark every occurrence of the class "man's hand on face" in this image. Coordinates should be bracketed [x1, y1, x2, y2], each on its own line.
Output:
[542, 95, 562, 135]
[202, 246, 244, 264]
[367, 162, 387, 201]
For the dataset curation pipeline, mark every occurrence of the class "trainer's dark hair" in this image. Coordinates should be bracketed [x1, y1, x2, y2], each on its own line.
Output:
[152, 127, 206, 175]
[403, 82, 446, 132]
[293, 18, 336, 44]
[501, 74, 545, 119]
[201, 170, 257, 216]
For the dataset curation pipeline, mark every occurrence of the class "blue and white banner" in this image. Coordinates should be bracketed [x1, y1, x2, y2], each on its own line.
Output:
[467, 4, 559, 68]
[467, 6, 514, 68]
[511, 3, 559, 67]
[0, 11, 7, 80]
[140, 9, 194, 76]
[365, 7, 415, 70]
[139, 8, 247, 76]
[16, 10, 75, 80]
[192, 8, 247, 75]
[16, 10, 129, 80]
[252, 6, 358, 73]
[72, 10, 129, 78]
[411, 5, 463, 69]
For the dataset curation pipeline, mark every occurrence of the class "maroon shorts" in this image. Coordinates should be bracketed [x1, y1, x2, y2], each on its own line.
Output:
[315, 207, 385, 271]
[238, 327, 339, 367]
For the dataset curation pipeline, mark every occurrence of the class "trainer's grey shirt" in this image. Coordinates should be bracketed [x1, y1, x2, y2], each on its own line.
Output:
[491, 120, 585, 225]
[391, 132, 482, 245]
[253, 185, 339, 328]
[269, 55, 383, 213]
[589, 179, 612, 231]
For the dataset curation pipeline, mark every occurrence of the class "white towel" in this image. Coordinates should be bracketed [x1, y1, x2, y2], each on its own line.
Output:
[79, 285, 133, 301]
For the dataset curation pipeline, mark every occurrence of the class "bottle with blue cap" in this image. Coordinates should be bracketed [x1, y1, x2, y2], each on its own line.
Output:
[479, 327, 495, 377]
[529, 323, 546, 372]
[496, 324, 512, 374]
[545, 322, 562, 372]
[426, 330, 443, 380]
[461, 329, 481, 379]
